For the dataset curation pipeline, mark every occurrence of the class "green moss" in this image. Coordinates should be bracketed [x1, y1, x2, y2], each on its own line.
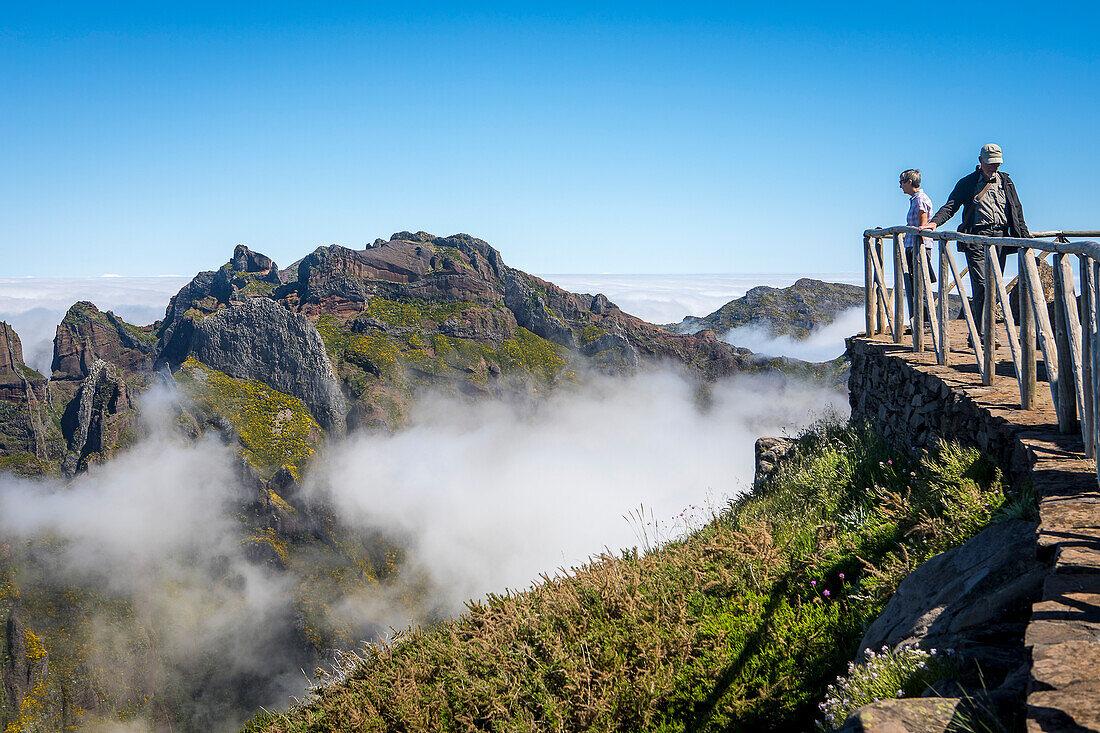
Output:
[405, 349, 444, 376]
[233, 273, 278, 298]
[16, 364, 44, 381]
[428, 245, 477, 273]
[242, 528, 291, 566]
[498, 327, 569, 381]
[430, 334, 454, 358]
[314, 314, 350, 365]
[174, 358, 321, 474]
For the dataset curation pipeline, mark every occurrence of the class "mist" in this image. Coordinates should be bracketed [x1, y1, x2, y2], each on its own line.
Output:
[308, 368, 847, 613]
[0, 362, 846, 730]
[721, 307, 865, 362]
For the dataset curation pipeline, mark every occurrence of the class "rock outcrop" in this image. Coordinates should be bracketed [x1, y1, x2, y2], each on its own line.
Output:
[834, 697, 963, 733]
[60, 359, 136, 475]
[0, 323, 55, 469]
[753, 436, 795, 488]
[51, 301, 156, 382]
[186, 298, 346, 433]
[674, 278, 864, 338]
[857, 519, 1042, 716]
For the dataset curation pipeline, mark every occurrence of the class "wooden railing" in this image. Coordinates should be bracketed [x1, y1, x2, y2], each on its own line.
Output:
[862, 227, 1100, 478]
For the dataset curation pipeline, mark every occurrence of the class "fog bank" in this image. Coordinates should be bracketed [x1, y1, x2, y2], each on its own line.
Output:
[721, 307, 864, 363]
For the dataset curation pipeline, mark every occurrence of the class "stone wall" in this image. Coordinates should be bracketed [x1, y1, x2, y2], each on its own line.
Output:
[846, 336, 1033, 484]
[846, 332, 1100, 732]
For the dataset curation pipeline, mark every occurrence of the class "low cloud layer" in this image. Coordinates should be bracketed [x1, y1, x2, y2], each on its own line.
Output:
[310, 368, 847, 611]
[0, 365, 845, 730]
[721, 307, 865, 363]
[542, 273, 861, 325]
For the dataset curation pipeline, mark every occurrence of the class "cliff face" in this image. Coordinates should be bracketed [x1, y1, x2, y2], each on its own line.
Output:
[187, 298, 346, 434]
[0, 323, 57, 474]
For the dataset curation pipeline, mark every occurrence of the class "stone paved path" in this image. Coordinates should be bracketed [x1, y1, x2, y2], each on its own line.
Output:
[855, 322, 1100, 733]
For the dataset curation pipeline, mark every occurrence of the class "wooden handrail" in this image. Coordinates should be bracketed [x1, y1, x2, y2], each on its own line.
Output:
[862, 226, 1100, 483]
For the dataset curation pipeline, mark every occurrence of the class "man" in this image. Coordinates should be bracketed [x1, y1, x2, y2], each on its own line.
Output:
[922, 143, 1030, 337]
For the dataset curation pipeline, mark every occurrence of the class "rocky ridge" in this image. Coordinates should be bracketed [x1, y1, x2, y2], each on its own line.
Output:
[673, 278, 864, 338]
[0, 235, 852, 478]
[0, 234, 854, 731]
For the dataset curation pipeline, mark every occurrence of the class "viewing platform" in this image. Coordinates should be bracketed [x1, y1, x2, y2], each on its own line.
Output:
[852, 227, 1100, 732]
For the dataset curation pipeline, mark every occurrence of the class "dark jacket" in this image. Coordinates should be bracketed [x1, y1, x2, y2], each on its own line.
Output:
[930, 167, 1030, 239]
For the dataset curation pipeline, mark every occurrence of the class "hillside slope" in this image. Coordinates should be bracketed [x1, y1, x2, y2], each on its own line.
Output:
[242, 421, 1021, 733]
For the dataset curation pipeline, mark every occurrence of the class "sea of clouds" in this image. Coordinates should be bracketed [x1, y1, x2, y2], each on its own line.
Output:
[0, 273, 858, 730]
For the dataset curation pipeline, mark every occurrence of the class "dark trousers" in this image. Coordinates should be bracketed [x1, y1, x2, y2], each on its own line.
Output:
[959, 242, 1011, 337]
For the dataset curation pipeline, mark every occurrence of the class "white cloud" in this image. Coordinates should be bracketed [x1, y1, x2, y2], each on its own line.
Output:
[720, 307, 864, 362]
[310, 368, 847, 611]
[540, 273, 862, 325]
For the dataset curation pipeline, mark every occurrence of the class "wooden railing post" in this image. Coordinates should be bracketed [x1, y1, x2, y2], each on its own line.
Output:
[983, 246, 994, 385]
[894, 234, 904, 344]
[1081, 255, 1095, 457]
[864, 235, 875, 336]
[938, 241, 949, 364]
[915, 241, 926, 353]
[1023, 248, 1066, 426]
[876, 238, 887, 334]
[1091, 259, 1100, 481]
[1020, 249, 1037, 409]
[1053, 253, 1081, 431]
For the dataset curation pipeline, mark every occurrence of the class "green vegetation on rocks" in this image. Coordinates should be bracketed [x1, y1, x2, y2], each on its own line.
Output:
[676, 279, 863, 338]
[174, 357, 321, 475]
[242, 420, 1019, 733]
[359, 298, 475, 329]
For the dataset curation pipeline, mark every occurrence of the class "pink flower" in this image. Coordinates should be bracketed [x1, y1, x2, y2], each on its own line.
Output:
[811, 580, 817, 586]
[823, 590, 831, 597]
[839, 573, 845, 580]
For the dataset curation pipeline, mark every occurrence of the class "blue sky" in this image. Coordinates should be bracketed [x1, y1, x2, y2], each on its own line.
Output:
[2, 2, 1098, 277]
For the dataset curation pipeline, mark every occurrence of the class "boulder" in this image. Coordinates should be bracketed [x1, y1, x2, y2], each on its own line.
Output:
[859, 519, 1043, 706]
[754, 436, 796, 488]
[835, 697, 962, 733]
[186, 298, 346, 434]
[231, 244, 281, 282]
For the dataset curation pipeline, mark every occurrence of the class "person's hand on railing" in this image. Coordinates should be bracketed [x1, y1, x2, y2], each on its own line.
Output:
[919, 222, 937, 231]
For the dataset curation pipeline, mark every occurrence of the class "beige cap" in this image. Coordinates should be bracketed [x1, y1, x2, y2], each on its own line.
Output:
[980, 143, 1003, 164]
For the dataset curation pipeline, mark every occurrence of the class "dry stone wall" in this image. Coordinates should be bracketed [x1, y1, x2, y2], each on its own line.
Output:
[846, 330, 1100, 733]
[847, 336, 1032, 483]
